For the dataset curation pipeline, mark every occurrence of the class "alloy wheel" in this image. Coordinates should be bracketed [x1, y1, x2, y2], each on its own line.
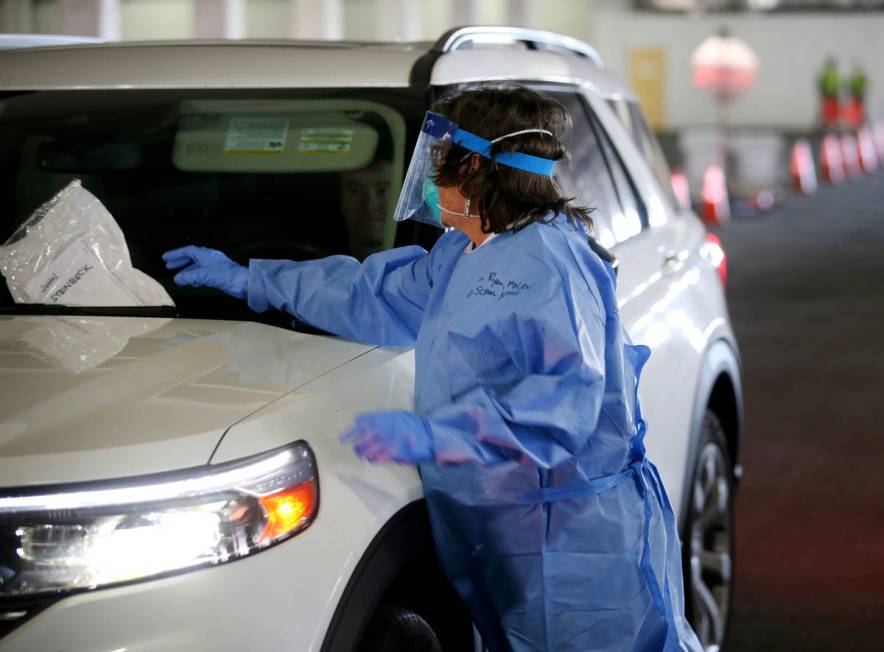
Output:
[688, 441, 733, 651]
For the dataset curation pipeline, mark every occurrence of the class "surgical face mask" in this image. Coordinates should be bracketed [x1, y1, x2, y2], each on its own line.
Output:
[422, 176, 476, 224]
[422, 176, 442, 225]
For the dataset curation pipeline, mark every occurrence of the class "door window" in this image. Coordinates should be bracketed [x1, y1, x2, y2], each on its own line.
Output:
[594, 118, 646, 242]
[551, 92, 619, 248]
[608, 98, 679, 211]
[551, 91, 646, 247]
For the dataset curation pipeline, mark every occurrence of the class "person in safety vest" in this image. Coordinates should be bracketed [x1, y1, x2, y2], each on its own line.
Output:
[845, 64, 868, 130]
[818, 56, 841, 130]
[162, 85, 702, 652]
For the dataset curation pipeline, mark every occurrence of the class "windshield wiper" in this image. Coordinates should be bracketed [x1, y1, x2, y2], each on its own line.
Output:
[0, 304, 178, 318]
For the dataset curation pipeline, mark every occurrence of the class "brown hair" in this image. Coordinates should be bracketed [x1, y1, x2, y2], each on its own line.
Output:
[431, 85, 593, 234]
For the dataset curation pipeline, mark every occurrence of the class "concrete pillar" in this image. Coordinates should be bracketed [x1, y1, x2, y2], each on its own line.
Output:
[2, 0, 33, 33]
[60, 0, 120, 39]
[224, 0, 245, 39]
[290, 0, 343, 40]
[194, 0, 244, 39]
[452, 0, 478, 25]
[507, 0, 528, 27]
[98, 0, 120, 39]
[377, 0, 421, 41]
[194, 0, 225, 38]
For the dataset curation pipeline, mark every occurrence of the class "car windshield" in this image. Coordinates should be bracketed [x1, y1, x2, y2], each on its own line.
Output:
[0, 88, 430, 327]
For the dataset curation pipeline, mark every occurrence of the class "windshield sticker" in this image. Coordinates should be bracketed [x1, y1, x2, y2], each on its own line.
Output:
[224, 118, 289, 156]
[298, 128, 355, 155]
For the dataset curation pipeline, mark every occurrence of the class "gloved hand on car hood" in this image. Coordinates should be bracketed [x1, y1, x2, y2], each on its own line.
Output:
[163, 246, 248, 300]
[340, 410, 434, 466]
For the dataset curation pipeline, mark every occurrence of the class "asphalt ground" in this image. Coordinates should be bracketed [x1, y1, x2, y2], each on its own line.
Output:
[715, 174, 884, 651]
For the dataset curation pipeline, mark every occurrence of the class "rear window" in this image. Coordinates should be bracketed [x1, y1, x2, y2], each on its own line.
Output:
[0, 88, 427, 323]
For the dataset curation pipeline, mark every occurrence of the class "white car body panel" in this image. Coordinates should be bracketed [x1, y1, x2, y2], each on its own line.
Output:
[0, 317, 374, 485]
[0, 316, 414, 652]
[0, 38, 636, 101]
[0, 41, 424, 90]
[211, 345, 424, 553]
[0, 519, 354, 652]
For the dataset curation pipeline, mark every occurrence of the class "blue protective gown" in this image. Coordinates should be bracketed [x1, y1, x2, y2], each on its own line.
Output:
[247, 214, 702, 652]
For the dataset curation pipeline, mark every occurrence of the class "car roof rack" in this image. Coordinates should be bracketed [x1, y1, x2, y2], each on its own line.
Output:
[0, 33, 104, 50]
[433, 26, 603, 68]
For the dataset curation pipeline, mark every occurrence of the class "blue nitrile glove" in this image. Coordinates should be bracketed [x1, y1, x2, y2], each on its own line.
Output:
[340, 410, 434, 465]
[162, 246, 248, 300]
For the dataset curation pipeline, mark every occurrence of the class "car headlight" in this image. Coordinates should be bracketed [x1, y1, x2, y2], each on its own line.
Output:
[0, 441, 318, 598]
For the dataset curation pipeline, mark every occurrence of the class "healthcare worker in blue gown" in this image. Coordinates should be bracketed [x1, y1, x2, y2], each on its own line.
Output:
[163, 86, 702, 652]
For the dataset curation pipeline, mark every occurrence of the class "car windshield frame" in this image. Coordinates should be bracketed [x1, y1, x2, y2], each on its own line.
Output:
[0, 86, 432, 328]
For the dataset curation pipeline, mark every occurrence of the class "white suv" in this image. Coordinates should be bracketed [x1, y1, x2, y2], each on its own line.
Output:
[0, 27, 743, 652]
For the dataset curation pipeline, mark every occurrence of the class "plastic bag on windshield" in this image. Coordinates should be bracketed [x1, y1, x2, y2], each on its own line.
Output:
[0, 180, 174, 307]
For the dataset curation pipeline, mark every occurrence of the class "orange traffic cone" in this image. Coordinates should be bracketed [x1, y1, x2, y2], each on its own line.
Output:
[841, 133, 863, 178]
[857, 128, 879, 173]
[820, 134, 845, 184]
[790, 138, 818, 194]
[702, 163, 729, 225]
[670, 168, 691, 211]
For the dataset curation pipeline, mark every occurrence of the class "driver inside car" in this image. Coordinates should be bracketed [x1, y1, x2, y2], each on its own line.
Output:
[339, 157, 391, 261]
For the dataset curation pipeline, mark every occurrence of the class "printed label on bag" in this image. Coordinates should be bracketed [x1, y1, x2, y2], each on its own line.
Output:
[22, 242, 138, 306]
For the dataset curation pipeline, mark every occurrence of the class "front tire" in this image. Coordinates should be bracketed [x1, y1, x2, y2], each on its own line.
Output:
[683, 411, 735, 651]
[359, 605, 443, 652]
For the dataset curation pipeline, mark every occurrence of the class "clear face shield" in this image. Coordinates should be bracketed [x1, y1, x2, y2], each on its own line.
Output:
[393, 112, 558, 228]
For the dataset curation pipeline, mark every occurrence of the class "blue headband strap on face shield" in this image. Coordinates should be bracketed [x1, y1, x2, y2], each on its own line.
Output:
[452, 129, 557, 177]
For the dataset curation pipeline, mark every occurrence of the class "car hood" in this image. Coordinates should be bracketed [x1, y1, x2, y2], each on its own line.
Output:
[0, 315, 374, 487]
